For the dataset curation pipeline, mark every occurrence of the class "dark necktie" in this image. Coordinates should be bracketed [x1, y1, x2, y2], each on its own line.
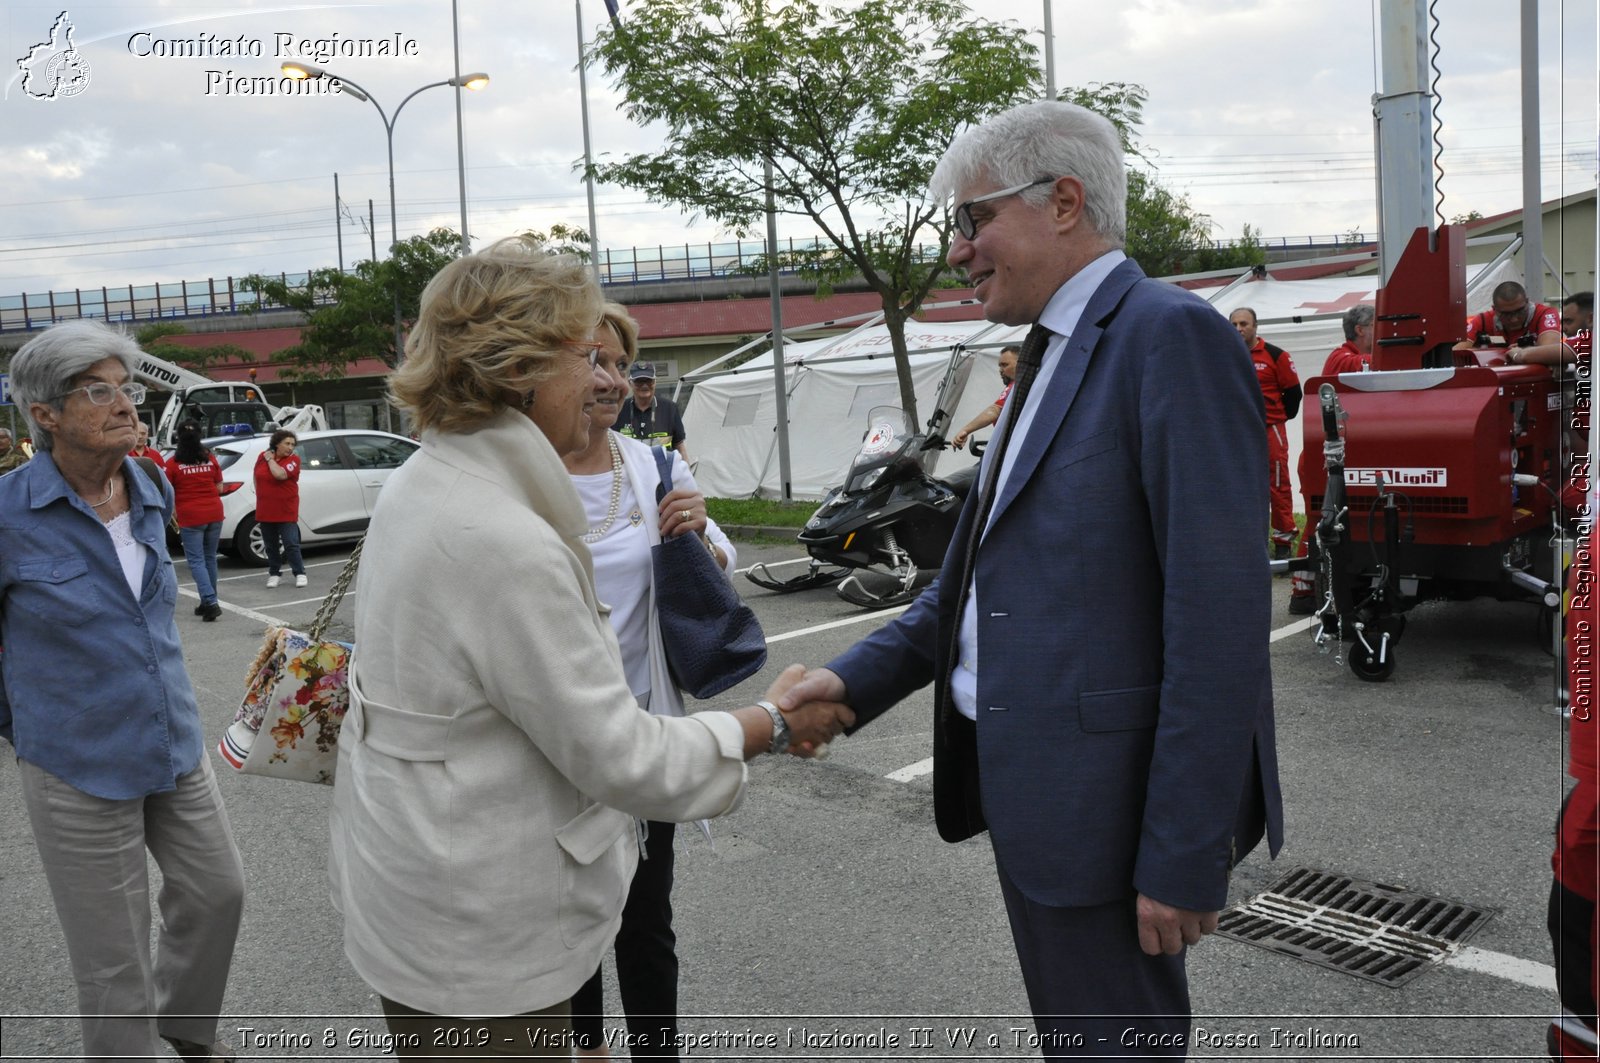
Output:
[950, 322, 1050, 641]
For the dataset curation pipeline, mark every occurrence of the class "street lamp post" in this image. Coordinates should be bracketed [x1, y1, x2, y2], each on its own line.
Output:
[282, 61, 489, 363]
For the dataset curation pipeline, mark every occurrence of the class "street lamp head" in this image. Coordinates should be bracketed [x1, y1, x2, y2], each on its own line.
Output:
[452, 72, 490, 91]
[282, 61, 370, 101]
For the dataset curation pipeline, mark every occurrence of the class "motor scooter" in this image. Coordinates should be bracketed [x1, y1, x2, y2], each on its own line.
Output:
[746, 348, 982, 609]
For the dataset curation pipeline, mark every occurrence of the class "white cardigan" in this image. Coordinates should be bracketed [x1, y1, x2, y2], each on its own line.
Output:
[329, 410, 748, 1017]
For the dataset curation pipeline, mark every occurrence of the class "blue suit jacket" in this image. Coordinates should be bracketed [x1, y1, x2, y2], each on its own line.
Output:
[830, 258, 1283, 912]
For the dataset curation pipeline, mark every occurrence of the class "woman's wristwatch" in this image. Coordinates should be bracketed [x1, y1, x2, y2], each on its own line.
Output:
[757, 699, 790, 755]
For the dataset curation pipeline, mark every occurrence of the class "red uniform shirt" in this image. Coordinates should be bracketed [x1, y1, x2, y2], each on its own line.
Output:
[162, 454, 224, 527]
[1249, 338, 1300, 425]
[995, 382, 1013, 408]
[1321, 342, 1371, 377]
[1464, 303, 1561, 347]
[253, 451, 301, 523]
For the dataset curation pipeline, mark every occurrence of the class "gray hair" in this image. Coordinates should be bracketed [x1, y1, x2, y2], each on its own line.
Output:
[931, 100, 1127, 247]
[1342, 303, 1376, 341]
[10, 319, 142, 452]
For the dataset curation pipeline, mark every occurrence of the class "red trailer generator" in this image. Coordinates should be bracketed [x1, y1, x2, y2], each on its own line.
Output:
[1296, 225, 1569, 680]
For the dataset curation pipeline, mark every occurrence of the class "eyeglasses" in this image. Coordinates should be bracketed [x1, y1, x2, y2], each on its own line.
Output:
[954, 177, 1057, 240]
[1496, 304, 1530, 322]
[57, 381, 147, 406]
[568, 340, 603, 368]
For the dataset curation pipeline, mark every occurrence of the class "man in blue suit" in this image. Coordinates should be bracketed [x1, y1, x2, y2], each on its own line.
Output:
[779, 100, 1282, 1056]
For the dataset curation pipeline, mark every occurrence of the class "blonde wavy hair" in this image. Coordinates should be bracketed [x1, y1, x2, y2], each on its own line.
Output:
[599, 301, 639, 362]
[390, 238, 604, 434]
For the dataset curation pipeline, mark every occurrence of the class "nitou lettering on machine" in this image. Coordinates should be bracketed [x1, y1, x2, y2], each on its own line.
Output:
[1293, 223, 1573, 682]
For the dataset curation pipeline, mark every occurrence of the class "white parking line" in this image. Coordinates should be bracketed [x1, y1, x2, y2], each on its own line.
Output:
[885, 758, 933, 782]
[208, 556, 353, 584]
[1444, 945, 1557, 992]
[1271, 617, 1315, 642]
[176, 586, 286, 627]
[764, 604, 910, 645]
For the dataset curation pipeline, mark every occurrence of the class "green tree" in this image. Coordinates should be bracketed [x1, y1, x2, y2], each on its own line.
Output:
[520, 223, 592, 260]
[1123, 175, 1267, 277]
[134, 322, 255, 376]
[592, 0, 1049, 424]
[238, 228, 463, 382]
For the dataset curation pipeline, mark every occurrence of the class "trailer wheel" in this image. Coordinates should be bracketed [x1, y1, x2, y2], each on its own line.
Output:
[1348, 640, 1396, 682]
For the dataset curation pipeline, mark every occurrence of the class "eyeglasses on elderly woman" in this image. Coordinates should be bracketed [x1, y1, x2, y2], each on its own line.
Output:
[55, 381, 148, 406]
[567, 339, 603, 369]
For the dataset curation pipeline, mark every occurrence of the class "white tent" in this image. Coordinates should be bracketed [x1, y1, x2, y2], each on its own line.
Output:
[681, 318, 1016, 498]
[682, 264, 1519, 500]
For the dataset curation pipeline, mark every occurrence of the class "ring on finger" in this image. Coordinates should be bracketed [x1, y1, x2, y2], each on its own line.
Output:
[680, 509, 692, 520]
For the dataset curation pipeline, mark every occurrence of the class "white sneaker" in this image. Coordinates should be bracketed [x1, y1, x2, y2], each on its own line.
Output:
[294, 574, 308, 588]
[265, 575, 281, 588]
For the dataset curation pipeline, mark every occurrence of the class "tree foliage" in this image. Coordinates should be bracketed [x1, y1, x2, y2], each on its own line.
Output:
[1124, 172, 1266, 276]
[592, 0, 1258, 423]
[238, 228, 463, 382]
[519, 223, 592, 260]
[591, 0, 1045, 423]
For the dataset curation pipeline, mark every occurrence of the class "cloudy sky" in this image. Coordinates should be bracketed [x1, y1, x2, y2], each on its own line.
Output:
[1, 0, 1594, 301]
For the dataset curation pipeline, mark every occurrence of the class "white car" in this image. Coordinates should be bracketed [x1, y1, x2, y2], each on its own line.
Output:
[208, 429, 420, 565]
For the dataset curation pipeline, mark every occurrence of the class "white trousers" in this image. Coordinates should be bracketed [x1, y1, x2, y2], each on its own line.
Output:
[19, 756, 245, 1063]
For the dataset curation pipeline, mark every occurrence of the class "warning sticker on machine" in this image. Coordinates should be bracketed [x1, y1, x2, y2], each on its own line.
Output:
[1346, 467, 1448, 487]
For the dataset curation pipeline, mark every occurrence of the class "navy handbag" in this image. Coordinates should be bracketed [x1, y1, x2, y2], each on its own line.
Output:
[650, 447, 767, 698]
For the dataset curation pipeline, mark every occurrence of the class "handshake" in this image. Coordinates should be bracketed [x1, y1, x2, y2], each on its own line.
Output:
[752, 663, 855, 759]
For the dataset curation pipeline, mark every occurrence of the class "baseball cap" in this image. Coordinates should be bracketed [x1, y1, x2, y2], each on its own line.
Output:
[629, 363, 656, 381]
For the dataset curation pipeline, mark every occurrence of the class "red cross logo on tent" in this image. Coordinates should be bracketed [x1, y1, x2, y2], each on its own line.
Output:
[1297, 292, 1376, 314]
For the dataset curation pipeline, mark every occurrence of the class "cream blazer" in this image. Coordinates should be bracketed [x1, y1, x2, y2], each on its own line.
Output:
[329, 410, 748, 1017]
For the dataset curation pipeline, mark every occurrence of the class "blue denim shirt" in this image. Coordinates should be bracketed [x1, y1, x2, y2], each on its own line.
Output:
[0, 451, 204, 799]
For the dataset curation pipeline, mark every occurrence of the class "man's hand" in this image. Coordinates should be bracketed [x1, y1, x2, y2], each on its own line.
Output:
[783, 700, 855, 756]
[775, 667, 850, 756]
[1135, 893, 1219, 956]
[952, 428, 970, 449]
[776, 666, 847, 710]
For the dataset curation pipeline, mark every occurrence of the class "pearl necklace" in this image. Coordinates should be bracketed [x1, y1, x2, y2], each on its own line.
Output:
[582, 434, 625, 544]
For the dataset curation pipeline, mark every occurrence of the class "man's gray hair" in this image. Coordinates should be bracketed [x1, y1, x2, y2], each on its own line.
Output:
[10, 319, 142, 452]
[931, 100, 1127, 248]
[1342, 303, 1376, 341]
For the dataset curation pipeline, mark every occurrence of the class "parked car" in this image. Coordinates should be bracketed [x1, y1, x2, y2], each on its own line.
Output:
[207, 429, 419, 565]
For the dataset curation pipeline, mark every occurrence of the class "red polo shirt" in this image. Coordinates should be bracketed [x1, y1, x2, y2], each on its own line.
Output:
[253, 451, 301, 523]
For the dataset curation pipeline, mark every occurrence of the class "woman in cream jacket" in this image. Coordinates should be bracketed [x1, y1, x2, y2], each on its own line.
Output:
[328, 241, 850, 1057]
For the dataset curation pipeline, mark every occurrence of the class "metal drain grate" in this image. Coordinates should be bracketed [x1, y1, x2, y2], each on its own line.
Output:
[1215, 866, 1493, 986]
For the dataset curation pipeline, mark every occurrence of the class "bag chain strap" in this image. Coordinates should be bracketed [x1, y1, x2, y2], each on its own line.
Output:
[307, 537, 364, 643]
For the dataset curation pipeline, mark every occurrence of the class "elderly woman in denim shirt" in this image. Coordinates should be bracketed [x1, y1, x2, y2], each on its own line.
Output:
[0, 319, 245, 1063]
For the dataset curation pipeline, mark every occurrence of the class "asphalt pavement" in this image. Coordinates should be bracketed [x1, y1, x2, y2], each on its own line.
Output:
[0, 536, 1572, 1061]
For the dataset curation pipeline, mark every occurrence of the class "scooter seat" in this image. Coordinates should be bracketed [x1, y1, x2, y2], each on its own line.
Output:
[937, 462, 979, 500]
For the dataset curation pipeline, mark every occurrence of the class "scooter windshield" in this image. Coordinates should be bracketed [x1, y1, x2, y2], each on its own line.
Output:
[844, 406, 916, 492]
